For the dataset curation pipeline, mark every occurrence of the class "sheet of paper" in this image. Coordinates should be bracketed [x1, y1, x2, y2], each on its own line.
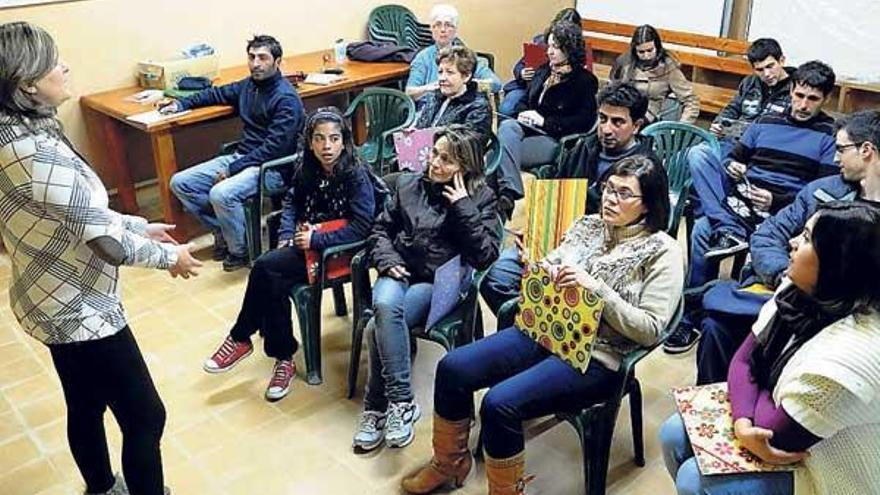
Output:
[304, 73, 345, 86]
[126, 109, 191, 125]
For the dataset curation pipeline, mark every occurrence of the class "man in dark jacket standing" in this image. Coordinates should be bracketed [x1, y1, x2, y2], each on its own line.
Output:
[165, 35, 305, 271]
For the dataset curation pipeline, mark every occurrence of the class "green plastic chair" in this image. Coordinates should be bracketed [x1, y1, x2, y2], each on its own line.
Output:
[367, 4, 430, 51]
[346, 248, 485, 399]
[343, 87, 416, 177]
[526, 130, 597, 179]
[558, 296, 683, 495]
[483, 296, 683, 495]
[641, 121, 720, 236]
[291, 240, 366, 385]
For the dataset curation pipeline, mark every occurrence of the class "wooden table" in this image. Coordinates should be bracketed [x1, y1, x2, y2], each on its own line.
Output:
[80, 50, 409, 238]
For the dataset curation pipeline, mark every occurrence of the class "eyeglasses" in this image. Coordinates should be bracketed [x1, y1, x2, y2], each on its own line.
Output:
[602, 183, 642, 201]
[835, 142, 864, 154]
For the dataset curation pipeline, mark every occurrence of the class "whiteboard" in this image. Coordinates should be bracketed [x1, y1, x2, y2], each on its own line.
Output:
[749, 0, 880, 84]
[577, 0, 730, 37]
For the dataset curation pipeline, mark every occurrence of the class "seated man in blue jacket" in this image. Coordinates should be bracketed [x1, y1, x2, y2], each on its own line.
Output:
[664, 61, 837, 353]
[694, 109, 880, 383]
[164, 35, 305, 271]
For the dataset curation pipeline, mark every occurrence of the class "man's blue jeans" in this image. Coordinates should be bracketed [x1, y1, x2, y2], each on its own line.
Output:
[499, 88, 527, 116]
[364, 276, 433, 411]
[169, 153, 282, 257]
[689, 141, 751, 240]
[660, 413, 794, 495]
[687, 139, 735, 218]
[479, 247, 524, 316]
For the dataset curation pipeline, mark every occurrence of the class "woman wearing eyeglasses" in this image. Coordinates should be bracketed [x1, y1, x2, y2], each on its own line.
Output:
[405, 4, 502, 101]
[402, 155, 684, 494]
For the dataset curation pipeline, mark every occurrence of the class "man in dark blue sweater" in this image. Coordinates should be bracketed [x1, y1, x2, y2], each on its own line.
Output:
[165, 35, 305, 271]
[665, 61, 836, 354]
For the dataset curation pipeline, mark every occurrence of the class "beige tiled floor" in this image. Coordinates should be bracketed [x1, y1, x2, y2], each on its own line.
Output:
[0, 237, 698, 495]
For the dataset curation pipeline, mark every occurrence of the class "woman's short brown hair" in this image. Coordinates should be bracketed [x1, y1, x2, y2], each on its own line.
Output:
[0, 22, 59, 117]
[435, 45, 476, 78]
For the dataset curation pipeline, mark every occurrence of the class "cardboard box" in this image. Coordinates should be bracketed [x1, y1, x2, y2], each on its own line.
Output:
[137, 54, 219, 90]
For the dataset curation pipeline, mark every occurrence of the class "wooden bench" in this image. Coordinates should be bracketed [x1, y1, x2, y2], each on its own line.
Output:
[583, 19, 751, 117]
[583, 18, 880, 117]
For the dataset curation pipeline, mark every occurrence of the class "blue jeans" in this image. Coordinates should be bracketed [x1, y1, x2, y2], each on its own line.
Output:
[686, 140, 735, 218]
[479, 247, 523, 315]
[689, 140, 750, 239]
[496, 119, 558, 200]
[660, 414, 794, 495]
[434, 327, 621, 458]
[499, 88, 527, 116]
[364, 277, 433, 411]
[169, 154, 283, 257]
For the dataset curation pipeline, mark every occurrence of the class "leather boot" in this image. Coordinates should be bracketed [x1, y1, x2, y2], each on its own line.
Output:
[486, 451, 533, 495]
[401, 414, 472, 494]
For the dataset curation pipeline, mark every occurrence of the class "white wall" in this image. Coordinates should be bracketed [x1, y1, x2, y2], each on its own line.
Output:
[749, 0, 880, 83]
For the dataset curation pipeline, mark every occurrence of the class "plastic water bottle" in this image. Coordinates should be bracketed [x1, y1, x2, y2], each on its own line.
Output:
[333, 38, 347, 65]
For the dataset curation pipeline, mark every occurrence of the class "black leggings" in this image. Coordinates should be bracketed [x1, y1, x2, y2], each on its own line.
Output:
[231, 246, 309, 359]
[49, 326, 166, 495]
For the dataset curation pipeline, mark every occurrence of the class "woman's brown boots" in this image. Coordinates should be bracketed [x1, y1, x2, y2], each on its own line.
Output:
[401, 415, 473, 494]
[486, 451, 532, 495]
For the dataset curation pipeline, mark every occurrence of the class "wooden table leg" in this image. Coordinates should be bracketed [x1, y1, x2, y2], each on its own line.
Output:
[150, 129, 200, 242]
[100, 116, 139, 214]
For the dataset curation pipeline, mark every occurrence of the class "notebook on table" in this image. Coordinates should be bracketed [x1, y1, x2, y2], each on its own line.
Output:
[515, 263, 604, 373]
[671, 382, 800, 476]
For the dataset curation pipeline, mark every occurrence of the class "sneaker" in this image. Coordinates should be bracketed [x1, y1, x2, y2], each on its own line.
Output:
[212, 234, 229, 261]
[663, 322, 702, 354]
[222, 253, 250, 272]
[265, 359, 295, 401]
[704, 233, 748, 260]
[86, 474, 128, 495]
[203, 335, 253, 373]
[352, 410, 387, 452]
[385, 401, 421, 448]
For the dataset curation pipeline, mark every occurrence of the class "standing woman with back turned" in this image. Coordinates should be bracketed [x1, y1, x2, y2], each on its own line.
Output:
[610, 24, 700, 124]
[0, 22, 201, 495]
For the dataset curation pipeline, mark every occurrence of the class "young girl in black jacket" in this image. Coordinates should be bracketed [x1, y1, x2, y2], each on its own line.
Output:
[202, 107, 375, 402]
[352, 125, 501, 452]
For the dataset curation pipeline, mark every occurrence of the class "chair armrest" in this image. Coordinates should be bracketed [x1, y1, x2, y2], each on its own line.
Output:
[496, 296, 519, 330]
[318, 240, 367, 285]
